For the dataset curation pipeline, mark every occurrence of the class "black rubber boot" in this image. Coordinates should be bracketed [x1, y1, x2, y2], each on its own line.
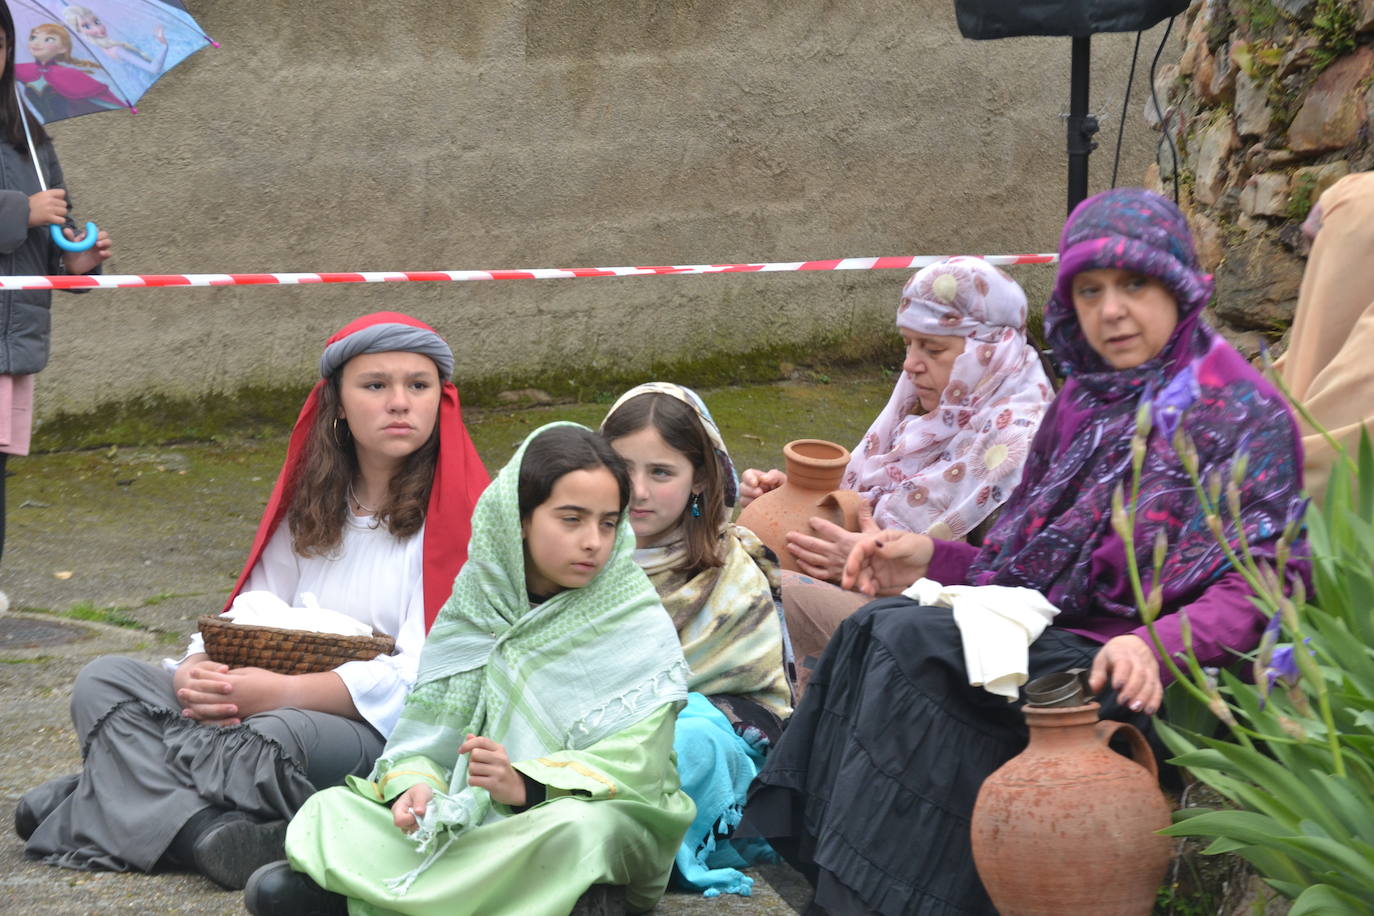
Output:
[189, 812, 289, 891]
[244, 860, 347, 916]
[14, 773, 80, 841]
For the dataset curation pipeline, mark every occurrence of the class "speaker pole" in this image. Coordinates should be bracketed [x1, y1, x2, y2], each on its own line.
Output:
[1066, 35, 1099, 214]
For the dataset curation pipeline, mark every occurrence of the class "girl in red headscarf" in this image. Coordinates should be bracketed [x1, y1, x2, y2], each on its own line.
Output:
[15, 313, 489, 891]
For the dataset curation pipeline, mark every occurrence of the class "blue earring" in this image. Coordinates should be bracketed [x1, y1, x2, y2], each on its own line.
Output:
[689, 493, 702, 518]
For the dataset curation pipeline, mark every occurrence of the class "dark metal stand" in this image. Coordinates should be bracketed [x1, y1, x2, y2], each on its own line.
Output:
[1066, 36, 1100, 214]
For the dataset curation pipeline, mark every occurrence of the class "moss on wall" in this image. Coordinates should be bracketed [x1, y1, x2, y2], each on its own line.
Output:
[33, 328, 900, 451]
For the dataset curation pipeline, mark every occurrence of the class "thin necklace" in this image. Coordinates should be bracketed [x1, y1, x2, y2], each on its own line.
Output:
[348, 484, 378, 514]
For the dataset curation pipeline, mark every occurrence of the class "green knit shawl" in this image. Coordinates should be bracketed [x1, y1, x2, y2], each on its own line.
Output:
[363, 423, 688, 871]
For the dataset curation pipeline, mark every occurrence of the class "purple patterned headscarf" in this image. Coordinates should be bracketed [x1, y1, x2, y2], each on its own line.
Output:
[965, 189, 1304, 626]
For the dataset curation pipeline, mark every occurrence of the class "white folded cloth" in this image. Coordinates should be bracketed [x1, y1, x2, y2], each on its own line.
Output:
[222, 590, 375, 637]
[901, 578, 1060, 701]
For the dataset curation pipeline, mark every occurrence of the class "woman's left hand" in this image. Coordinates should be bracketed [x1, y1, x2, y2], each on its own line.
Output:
[786, 508, 879, 582]
[460, 734, 525, 806]
[178, 665, 293, 725]
[1088, 635, 1162, 715]
[60, 228, 112, 276]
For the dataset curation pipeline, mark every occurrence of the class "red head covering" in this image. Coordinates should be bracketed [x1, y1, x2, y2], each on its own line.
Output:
[224, 312, 490, 631]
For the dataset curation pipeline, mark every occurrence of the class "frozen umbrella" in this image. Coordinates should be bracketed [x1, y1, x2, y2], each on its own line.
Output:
[6, 0, 214, 250]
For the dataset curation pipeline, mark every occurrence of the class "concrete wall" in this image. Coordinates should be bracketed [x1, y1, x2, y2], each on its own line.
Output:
[41, 0, 1170, 423]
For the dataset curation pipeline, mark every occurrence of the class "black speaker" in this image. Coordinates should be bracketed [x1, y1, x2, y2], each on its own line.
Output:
[951, 0, 1190, 211]
[953, 0, 1190, 40]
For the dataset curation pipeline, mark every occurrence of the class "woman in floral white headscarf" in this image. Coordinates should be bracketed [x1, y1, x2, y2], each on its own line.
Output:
[841, 257, 1053, 539]
[741, 257, 1053, 694]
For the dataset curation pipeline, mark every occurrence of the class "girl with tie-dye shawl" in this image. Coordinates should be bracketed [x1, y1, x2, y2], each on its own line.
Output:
[250, 424, 693, 916]
[741, 189, 1307, 916]
[601, 383, 790, 898]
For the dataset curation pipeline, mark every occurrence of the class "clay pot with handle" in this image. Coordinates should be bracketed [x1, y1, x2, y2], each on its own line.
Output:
[969, 676, 1173, 915]
[735, 439, 867, 572]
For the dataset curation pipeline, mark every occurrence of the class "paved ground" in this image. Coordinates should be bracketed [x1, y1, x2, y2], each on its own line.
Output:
[0, 374, 891, 915]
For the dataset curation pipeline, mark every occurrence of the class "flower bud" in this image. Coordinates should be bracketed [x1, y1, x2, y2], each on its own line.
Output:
[1111, 483, 1128, 539]
[1152, 530, 1168, 575]
[1286, 683, 1312, 718]
[1277, 714, 1307, 741]
[1230, 450, 1250, 489]
[1257, 615, 1280, 661]
[1226, 479, 1243, 528]
[1143, 583, 1162, 624]
[1132, 437, 1147, 480]
[1274, 540, 1290, 580]
[1178, 611, 1193, 653]
[1207, 469, 1223, 508]
[1135, 399, 1153, 440]
[1279, 594, 1299, 632]
[1293, 637, 1322, 686]
[1253, 654, 1271, 704]
[1174, 430, 1199, 478]
[1207, 691, 1237, 727]
[1283, 499, 1311, 541]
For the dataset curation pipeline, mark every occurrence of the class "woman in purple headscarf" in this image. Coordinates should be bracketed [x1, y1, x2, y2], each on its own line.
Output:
[739, 188, 1307, 915]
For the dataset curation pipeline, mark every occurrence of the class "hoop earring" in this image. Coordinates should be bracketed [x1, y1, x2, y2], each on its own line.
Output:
[332, 418, 350, 449]
[689, 493, 702, 518]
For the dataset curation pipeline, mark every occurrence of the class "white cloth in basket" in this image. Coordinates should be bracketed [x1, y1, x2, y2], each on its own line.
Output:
[222, 591, 376, 637]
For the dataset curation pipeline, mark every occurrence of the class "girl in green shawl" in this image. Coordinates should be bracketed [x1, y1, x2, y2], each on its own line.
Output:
[244, 424, 693, 916]
[601, 383, 791, 898]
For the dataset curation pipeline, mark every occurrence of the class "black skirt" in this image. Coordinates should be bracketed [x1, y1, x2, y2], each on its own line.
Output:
[739, 597, 1151, 916]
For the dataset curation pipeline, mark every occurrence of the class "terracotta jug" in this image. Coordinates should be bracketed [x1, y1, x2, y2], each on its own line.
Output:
[970, 694, 1172, 915]
[735, 439, 866, 572]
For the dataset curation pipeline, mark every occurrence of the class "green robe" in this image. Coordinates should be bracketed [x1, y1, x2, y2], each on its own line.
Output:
[285, 703, 692, 916]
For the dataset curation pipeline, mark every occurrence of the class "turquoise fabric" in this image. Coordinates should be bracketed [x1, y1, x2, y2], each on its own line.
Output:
[671, 692, 778, 896]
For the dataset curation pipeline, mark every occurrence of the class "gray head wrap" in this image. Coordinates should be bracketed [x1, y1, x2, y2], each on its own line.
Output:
[319, 322, 454, 380]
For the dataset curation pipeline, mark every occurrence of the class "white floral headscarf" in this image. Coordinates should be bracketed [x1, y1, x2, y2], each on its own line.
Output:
[842, 257, 1054, 539]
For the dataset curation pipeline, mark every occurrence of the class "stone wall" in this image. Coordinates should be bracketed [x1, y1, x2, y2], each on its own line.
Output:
[38, 1, 1167, 433]
[1149, 0, 1374, 352]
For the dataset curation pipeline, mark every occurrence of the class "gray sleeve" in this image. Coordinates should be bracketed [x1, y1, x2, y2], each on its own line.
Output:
[0, 190, 30, 254]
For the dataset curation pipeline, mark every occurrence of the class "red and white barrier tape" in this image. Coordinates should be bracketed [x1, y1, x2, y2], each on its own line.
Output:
[0, 254, 1059, 291]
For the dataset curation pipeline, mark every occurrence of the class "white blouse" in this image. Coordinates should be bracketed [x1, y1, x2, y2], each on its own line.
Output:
[179, 513, 428, 737]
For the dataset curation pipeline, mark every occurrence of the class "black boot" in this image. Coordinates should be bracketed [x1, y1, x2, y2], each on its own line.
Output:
[14, 773, 80, 840]
[244, 860, 347, 916]
[571, 884, 627, 915]
[167, 807, 289, 891]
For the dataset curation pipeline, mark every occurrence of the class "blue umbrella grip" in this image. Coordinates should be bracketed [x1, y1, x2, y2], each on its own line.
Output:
[51, 222, 99, 253]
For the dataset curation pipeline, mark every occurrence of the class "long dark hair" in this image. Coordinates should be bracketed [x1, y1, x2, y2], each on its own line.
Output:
[0, 5, 51, 152]
[518, 426, 630, 520]
[601, 392, 727, 574]
[287, 372, 440, 556]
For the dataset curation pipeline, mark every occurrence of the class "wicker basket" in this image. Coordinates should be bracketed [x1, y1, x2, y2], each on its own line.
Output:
[198, 616, 395, 675]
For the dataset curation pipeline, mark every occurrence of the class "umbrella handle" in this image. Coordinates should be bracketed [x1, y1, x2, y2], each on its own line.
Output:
[51, 222, 99, 253]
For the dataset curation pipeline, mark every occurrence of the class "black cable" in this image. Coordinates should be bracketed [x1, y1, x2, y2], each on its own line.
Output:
[1148, 16, 1180, 203]
[1110, 30, 1144, 188]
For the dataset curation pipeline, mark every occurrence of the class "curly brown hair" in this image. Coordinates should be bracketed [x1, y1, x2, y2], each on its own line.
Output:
[287, 376, 439, 556]
[601, 392, 726, 575]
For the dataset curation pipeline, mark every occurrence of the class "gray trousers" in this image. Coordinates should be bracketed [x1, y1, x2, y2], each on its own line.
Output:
[24, 655, 384, 872]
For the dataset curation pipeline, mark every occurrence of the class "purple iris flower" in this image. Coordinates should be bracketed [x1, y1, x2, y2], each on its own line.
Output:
[1262, 610, 1282, 644]
[1265, 638, 1312, 691]
[1153, 367, 1200, 443]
